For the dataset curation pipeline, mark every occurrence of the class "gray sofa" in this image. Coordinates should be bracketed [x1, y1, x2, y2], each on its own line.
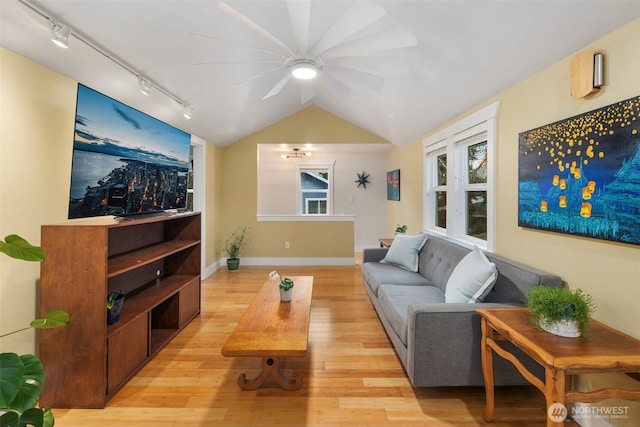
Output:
[362, 232, 562, 387]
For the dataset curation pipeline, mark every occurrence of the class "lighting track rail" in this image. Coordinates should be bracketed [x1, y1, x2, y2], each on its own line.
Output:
[18, 0, 192, 118]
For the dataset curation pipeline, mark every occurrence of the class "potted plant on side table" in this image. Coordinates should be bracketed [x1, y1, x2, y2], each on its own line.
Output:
[527, 285, 595, 339]
[223, 226, 248, 272]
[0, 234, 69, 427]
[395, 224, 408, 235]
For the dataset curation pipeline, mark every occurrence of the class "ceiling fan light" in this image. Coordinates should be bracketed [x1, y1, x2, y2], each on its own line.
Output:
[291, 63, 318, 80]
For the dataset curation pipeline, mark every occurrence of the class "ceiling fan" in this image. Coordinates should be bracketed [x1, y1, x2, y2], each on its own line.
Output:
[191, 1, 418, 102]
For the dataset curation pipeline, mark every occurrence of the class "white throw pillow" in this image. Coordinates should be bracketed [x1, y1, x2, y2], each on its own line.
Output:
[380, 234, 428, 272]
[444, 247, 498, 303]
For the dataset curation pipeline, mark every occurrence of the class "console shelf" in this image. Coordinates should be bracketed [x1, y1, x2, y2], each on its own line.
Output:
[39, 212, 201, 408]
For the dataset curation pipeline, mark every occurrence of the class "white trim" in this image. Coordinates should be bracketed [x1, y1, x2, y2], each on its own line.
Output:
[190, 136, 206, 276]
[423, 101, 500, 252]
[257, 214, 355, 222]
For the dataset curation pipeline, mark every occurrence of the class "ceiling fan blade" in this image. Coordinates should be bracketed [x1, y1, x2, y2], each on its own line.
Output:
[322, 27, 418, 60]
[287, 0, 310, 52]
[319, 72, 351, 99]
[301, 85, 315, 104]
[263, 74, 293, 100]
[326, 56, 410, 76]
[188, 32, 286, 58]
[218, 2, 293, 54]
[311, 1, 386, 54]
[326, 66, 385, 92]
[229, 66, 284, 86]
[194, 59, 282, 66]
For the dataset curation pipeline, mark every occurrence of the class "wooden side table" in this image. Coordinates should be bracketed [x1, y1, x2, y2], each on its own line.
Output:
[378, 238, 394, 248]
[477, 308, 640, 427]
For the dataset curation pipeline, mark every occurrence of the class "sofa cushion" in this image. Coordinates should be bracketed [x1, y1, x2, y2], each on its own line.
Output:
[378, 284, 445, 345]
[444, 247, 498, 303]
[380, 234, 428, 272]
[363, 262, 431, 296]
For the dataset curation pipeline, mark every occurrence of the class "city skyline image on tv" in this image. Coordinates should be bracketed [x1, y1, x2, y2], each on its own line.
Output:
[69, 84, 191, 219]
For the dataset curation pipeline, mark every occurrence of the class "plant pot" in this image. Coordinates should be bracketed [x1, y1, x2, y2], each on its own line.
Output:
[280, 288, 292, 302]
[227, 258, 240, 272]
[107, 294, 125, 325]
[540, 318, 581, 338]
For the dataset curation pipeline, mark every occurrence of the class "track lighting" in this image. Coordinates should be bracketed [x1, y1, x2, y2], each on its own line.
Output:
[183, 105, 194, 119]
[49, 20, 71, 48]
[138, 76, 153, 96]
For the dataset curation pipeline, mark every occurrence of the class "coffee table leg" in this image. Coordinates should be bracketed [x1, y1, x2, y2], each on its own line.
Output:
[481, 317, 495, 422]
[237, 357, 303, 391]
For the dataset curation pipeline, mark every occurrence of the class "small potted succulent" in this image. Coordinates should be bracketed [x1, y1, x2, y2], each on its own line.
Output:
[279, 277, 294, 302]
[107, 290, 125, 325]
[527, 285, 595, 339]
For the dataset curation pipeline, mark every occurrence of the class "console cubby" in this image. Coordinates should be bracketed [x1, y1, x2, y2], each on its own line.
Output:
[39, 212, 201, 408]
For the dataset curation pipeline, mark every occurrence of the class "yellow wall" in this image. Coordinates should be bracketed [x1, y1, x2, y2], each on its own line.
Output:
[0, 48, 77, 353]
[205, 143, 224, 266]
[220, 106, 388, 259]
[388, 18, 640, 423]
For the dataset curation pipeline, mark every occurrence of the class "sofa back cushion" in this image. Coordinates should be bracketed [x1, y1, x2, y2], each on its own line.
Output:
[417, 234, 469, 293]
[417, 233, 562, 303]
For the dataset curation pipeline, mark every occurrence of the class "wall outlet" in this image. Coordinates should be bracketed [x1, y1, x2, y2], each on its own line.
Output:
[284, 241, 290, 249]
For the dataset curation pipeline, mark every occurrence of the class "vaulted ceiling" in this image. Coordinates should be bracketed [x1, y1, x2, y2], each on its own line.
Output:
[2, 0, 640, 147]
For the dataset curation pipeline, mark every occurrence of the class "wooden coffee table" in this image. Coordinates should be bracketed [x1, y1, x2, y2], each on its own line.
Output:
[478, 308, 640, 427]
[222, 276, 313, 390]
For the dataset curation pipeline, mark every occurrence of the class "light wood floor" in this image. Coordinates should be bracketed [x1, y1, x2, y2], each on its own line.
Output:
[52, 263, 555, 426]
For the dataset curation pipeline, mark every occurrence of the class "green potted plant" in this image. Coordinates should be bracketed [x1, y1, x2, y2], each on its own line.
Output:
[527, 285, 595, 339]
[279, 277, 294, 302]
[107, 290, 125, 325]
[395, 224, 407, 234]
[0, 234, 69, 427]
[223, 226, 248, 271]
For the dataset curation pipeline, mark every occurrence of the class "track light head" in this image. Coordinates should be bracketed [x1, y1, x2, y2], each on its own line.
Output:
[138, 76, 153, 96]
[49, 20, 71, 48]
[183, 105, 194, 119]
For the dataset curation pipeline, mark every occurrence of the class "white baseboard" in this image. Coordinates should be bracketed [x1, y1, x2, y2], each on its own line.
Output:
[203, 257, 355, 278]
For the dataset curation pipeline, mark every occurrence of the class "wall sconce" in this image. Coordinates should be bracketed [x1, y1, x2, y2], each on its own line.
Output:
[570, 51, 604, 99]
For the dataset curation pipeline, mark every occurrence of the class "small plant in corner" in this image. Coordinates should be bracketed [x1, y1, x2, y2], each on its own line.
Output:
[107, 291, 124, 310]
[527, 285, 595, 339]
[0, 234, 69, 427]
[223, 226, 248, 271]
[395, 224, 407, 234]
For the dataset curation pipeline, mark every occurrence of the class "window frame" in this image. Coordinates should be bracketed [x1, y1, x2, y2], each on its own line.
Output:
[423, 101, 500, 251]
[297, 160, 335, 215]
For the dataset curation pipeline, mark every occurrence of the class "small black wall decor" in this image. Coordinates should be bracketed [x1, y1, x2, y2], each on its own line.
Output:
[387, 169, 400, 201]
[355, 171, 370, 188]
[518, 95, 640, 245]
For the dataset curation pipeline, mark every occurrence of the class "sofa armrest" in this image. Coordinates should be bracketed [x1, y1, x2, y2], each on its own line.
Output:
[362, 247, 388, 263]
[405, 302, 521, 386]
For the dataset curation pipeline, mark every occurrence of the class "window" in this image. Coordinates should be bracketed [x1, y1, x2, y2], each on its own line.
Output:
[298, 162, 334, 214]
[423, 102, 499, 251]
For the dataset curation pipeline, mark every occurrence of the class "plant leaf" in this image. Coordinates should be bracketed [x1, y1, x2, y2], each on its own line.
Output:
[17, 407, 44, 427]
[8, 355, 43, 413]
[29, 311, 69, 329]
[42, 407, 54, 427]
[0, 353, 23, 408]
[0, 235, 45, 262]
[0, 411, 19, 427]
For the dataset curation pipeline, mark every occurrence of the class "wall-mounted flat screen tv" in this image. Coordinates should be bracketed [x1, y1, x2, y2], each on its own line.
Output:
[69, 84, 191, 219]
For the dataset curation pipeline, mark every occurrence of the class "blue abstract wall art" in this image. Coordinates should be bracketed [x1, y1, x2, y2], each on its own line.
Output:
[518, 96, 640, 245]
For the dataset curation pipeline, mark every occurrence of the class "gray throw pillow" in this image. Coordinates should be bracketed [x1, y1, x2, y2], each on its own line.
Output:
[444, 246, 498, 303]
[380, 234, 428, 272]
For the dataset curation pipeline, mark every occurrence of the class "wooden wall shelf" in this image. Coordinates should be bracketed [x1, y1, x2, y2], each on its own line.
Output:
[39, 212, 201, 408]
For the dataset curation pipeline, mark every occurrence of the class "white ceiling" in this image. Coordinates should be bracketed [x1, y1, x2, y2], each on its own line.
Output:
[2, 0, 640, 147]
